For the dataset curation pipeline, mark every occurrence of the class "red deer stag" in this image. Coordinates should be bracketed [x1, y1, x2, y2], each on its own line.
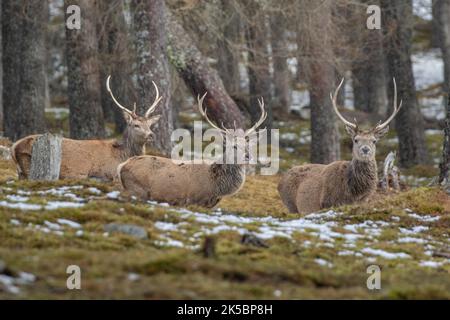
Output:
[278, 78, 402, 214]
[117, 93, 266, 208]
[11, 76, 162, 181]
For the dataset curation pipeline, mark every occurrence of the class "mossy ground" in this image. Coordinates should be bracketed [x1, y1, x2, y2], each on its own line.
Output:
[0, 117, 448, 299]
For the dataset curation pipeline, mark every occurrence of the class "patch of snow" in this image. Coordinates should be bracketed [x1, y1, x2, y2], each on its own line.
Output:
[419, 260, 444, 268]
[154, 221, 179, 231]
[6, 195, 29, 202]
[408, 213, 440, 222]
[44, 201, 85, 210]
[106, 191, 121, 199]
[399, 226, 429, 235]
[314, 258, 333, 268]
[87, 187, 102, 195]
[0, 201, 42, 210]
[361, 248, 410, 260]
[44, 221, 62, 231]
[10, 219, 21, 226]
[57, 219, 82, 229]
[398, 237, 427, 244]
[127, 273, 140, 281]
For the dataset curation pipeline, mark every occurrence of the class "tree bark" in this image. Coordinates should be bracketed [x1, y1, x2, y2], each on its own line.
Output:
[2, 1, 47, 141]
[0, 2, 2, 134]
[431, 0, 444, 49]
[300, 0, 340, 164]
[29, 133, 62, 181]
[439, 94, 450, 189]
[97, 0, 130, 133]
[65, 0, 105, 139]
[350, 0, 387, 115]
[131, 0, 172, 155]
[381, 0, 429, 167]
[166, 9, 245, 129]
[217, 0, 241, 97]
[244, 2, 273, 130]
[433, 0, 450, 95]
[270, 10, 291, 116]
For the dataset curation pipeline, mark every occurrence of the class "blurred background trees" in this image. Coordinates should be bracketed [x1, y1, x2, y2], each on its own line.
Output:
[0, 0, 448, 175]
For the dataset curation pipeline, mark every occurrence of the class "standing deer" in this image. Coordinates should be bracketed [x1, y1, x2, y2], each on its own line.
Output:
[278, 78, 402, 214]
[11, 76, 162, 181]
[117, 94, 266, 208]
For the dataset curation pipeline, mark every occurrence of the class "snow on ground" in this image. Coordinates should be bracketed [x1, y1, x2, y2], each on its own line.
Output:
[1, 184, 447, 269]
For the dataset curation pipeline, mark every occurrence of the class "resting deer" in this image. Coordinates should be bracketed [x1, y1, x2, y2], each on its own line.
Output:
[278, 78, 402, 214]
[11, 76, 162, 181]
[117, 94, 266, 208]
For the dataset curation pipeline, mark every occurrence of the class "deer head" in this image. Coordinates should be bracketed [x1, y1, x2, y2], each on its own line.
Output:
[330, 78, 402, 162]
[197, 93, 267, 164]
[106, 75, 162, 144]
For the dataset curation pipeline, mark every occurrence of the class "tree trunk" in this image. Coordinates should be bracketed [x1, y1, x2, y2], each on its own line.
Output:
[97, 0, 129, 132]
[270, 10, 291, 116]
[433, 0, 450, 95]
[439, 94, 450, 189]
[381, 0, 429, 167]
[29, 133, 62, 181]
[0, 2, 2, 134]
[300, 0, 340, 164]
[244, 2, 273, 130]
[131, 0, 172, 155]
[166, 9, 245, 129]
[65, 0, 105, 139]
[351, 0, 387, 115]
[2, 1, 47, 141]
[431, 0, 444, 49]
[217, 0, 241, 97]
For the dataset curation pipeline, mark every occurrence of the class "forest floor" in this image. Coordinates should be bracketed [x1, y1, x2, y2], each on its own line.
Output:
[0, 116, 449, 299]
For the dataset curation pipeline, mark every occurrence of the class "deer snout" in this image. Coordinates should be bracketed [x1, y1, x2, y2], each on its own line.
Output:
[360, 146, 371, 155]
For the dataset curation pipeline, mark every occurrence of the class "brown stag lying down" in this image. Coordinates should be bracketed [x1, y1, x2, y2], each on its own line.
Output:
[117, 94, 267, 208]
[278, 78, 402, 214]
[11, 76, 162, 181]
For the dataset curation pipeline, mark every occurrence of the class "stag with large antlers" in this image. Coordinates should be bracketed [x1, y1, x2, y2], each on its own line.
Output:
[117, 93, 266, 207]
[11, 76, 162, 181]
[278, 78, 402, 214]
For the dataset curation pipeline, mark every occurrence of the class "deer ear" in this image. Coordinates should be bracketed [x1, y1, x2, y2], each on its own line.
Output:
[147, 115, 161, 126]
[344, 124, 357, 138]
[374, 125, 389, 139]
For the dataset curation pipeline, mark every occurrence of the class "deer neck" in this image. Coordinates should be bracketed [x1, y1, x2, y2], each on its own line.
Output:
[118, 128, 146, 160]
[347, 159, 378, 196]
[210, 163, 245, 197]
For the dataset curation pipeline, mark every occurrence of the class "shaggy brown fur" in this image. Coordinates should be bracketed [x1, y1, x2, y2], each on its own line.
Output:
[11, 122, 155, 181]
[118, 156, 246, 208]
[278, 77, 401, 214]
[11, 76, 161, 181]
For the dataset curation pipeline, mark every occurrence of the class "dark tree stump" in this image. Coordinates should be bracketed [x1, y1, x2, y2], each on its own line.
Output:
[29, 133, 62, 181]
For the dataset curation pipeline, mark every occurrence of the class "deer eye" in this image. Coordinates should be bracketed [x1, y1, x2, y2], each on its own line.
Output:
[354, 139, 359, 143]
[372, 139, 377, 144]
[134, 124, 140, 128]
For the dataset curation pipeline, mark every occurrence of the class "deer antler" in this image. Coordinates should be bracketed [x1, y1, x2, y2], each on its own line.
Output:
[245, 98, 267, 136]
[145, 81, 163, 118]
[330, 78, 357, 129]
[374, 78, 403, 131]
[197, 92, 227, 134]
[106, 75, 135, 117]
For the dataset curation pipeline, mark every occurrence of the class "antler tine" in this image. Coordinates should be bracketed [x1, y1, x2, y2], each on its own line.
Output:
[375, 78, 403, 130]
[330, 78, 356, 128]
[197, 92, 226, 133]
[106, 75, 133, 116]
[245, 97, 267, 136]
[145, 81, 163, 118]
